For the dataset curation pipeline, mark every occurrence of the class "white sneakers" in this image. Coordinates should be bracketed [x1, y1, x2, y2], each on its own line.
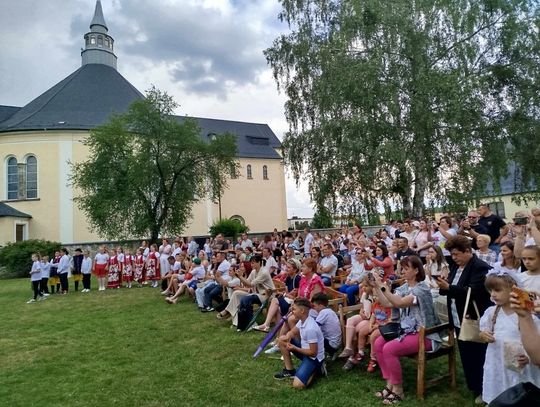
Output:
[81, 289, 90, 293]
[265, 344, 280, 354]
[27, 298, 36, 303]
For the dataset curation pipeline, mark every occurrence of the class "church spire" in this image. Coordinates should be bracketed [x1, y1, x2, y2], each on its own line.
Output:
[90, 0, 108, 33]
[81, 1, 117, 69]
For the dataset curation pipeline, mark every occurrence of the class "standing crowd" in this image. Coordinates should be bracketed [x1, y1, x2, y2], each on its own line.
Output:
[26, 204, 540, 404]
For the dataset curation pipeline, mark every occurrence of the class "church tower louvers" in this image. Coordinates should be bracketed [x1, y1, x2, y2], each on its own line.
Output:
[81, 0, 117, 69]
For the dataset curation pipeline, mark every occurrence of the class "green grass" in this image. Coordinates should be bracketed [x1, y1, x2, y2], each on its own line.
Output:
[1, 278, 478, 406]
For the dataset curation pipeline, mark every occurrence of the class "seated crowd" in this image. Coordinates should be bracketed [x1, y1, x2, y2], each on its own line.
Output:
[27, 205, 540, 404]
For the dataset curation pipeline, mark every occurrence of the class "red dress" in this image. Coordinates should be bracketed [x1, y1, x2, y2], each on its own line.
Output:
[107, 255, 122, 288]
[146, 252, 161, 281]
[133, 255, 144, 282]
[123, 255, 134, 282]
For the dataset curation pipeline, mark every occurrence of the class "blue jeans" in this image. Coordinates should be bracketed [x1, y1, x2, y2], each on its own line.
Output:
[321, 276, 332, 287]
[338, 284, 359, 306]
[203, 283, 223, 308]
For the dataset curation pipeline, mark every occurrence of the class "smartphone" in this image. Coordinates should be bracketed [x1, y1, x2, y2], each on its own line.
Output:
[512, 286, 536, 311]
[513, 217, 528, 225]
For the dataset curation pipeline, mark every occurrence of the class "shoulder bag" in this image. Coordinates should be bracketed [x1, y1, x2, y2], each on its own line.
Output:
[458, 286, 483, 343]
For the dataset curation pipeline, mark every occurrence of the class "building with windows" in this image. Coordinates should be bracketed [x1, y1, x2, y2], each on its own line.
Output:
[0, 1, 287, 245]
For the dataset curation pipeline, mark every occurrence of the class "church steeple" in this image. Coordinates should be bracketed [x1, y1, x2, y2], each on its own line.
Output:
[81, 1, 117, 69]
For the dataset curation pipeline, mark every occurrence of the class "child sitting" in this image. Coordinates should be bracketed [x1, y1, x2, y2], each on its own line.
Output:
[312, 293, 342, 360]
[273, 297, 326, 389]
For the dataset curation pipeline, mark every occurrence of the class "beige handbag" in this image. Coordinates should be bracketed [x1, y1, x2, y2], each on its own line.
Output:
[458, 287, 484, 343]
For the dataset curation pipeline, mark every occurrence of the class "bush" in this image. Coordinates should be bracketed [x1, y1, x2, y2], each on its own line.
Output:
[0, 239, 61, 278]
[209, 219, 249, 240]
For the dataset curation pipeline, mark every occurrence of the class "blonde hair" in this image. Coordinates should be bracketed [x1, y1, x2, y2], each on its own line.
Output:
[476, 234, 491, 244]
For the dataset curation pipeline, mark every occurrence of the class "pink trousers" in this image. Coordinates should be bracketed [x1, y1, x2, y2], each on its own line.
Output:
[373, 333, 432, 385]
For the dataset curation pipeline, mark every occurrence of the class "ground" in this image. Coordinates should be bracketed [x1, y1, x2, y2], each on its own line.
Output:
[0, 278, 478, 406]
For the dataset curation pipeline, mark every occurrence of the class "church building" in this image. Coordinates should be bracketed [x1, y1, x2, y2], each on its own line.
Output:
[0, 1, 287, 245]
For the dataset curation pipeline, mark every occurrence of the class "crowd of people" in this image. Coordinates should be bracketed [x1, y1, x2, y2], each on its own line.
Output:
[26, 203, 540, 404]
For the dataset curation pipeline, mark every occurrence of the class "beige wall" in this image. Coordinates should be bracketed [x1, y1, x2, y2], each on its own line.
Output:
[1, 130, 288, 244]
[475, 195, 540, 222]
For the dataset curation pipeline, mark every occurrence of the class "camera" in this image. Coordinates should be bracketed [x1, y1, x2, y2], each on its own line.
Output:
[513, 217, 528, 225]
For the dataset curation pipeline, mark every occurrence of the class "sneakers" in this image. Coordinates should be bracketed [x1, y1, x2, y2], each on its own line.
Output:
[338, 348, 354, 359]
[201, 306, 214, 312]
[265, 344, 280, 354]
[42, 293, 50, 297]
[27, 299, 36, 303]
[273, 369, 296, 380]
[367, 359, 378, 373]
[160, 290, 170, 296]
[37, 296, 47, 301]
[81, 289, 90, 293]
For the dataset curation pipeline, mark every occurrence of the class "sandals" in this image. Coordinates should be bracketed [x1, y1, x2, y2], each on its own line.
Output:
[253, 324, 269, 332]
[375, 387, 392, 399]
[383, 392, 403, 404]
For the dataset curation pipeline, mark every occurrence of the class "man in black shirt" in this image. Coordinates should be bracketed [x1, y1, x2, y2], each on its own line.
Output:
[395, 237, 416, 261]
[477, 204, 507, 255]
[457, 211, 488, 250]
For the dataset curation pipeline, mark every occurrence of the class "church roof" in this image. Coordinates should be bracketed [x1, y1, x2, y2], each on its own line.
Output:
[0, 65, 282, 159]
[0, 64, 144, 133]
[0, 203, 32, 219]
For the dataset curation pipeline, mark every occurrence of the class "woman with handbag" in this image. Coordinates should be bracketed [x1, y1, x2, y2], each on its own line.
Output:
[370, 255, 442, 404]
[436, 235, 492, 404]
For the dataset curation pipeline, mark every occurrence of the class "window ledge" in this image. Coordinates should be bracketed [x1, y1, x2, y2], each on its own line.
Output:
[2, 198, 40, 203]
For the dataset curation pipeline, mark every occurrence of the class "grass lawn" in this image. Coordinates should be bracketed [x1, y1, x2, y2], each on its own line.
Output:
[0, 278, 478, 406]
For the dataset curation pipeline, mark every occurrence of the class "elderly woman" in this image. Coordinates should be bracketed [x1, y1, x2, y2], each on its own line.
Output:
[475, 234, 497, 266]
[371, 255, 442, 404]
[252, 258, 302, 332]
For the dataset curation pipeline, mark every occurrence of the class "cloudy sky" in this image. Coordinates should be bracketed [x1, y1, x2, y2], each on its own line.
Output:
[0, 0, 314, 218]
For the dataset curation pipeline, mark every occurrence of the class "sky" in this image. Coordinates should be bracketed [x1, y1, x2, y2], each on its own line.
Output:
[0, 0, 315, 218]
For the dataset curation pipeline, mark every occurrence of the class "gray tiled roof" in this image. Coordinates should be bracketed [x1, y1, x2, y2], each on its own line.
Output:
[0, 203, 32, 218]
[0, 64, 144, 132]
[0, 106, 20, 123]
[0, 64, 282, 159]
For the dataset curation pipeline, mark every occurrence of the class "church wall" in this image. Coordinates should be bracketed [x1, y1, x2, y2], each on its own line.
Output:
[0, 131, 287, 244]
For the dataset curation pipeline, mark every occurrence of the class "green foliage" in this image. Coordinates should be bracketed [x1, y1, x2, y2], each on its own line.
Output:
[0, 239, 61, 278]
[311, 204, 333, 228]
[71, 87, 238, 243]
[266, 0, 540, 217]
[209, 218, 249, 239]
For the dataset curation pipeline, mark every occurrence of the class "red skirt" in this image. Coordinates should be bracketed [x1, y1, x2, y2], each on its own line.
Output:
[94, 263, 107, 278]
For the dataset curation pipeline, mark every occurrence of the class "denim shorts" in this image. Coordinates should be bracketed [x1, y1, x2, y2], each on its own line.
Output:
[290, 338, 323, 385]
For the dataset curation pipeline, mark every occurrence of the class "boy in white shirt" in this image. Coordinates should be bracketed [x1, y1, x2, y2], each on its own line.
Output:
[81, 250, 93, 292]
[40, 255, 51, 296]
[274, 297, 326, 388]
[28, 253, 45, 303]
[312, 293, 342, 359]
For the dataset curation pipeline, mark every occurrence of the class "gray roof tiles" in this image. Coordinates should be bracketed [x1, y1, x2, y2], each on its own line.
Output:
[0, 203, 32, 218]
[0, 64, 282, 160]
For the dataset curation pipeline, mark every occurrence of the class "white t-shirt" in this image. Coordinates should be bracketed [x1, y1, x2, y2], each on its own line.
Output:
[57, 254, 70, 275]
[263, 256, 278, 273]
[432, 228, 457, 256]
[320, 255, 338, 278]
[190, 265, 206, 281]
[30, 261, 42, 281]
[296, 316, 325, 361]
[304, 233, 314, 254]
[217, 260, 231, 282]
[94, 252, 109, 265]
[521, 273, 540, 294]
[315, 308, 342, 349]
[40, 261, 50, 279]
[81, 257, 92, 274]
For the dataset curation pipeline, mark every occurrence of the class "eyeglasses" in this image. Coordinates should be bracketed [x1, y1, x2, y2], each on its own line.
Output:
[468, 216, 478, 219]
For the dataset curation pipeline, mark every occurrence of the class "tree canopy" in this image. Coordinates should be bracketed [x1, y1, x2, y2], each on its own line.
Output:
[71, 87, 238, 242]
[265, 0, 540, 219]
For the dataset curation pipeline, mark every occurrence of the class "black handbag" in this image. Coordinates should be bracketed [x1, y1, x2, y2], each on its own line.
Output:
[489, 382, 540, 407]
[379, 322, 401, 341]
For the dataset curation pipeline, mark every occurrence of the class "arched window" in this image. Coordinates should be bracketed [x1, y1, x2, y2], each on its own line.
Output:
[230, 163, 237, 179]
[97, 35, 103, 46]
[247, 164, 252, 179]
[7, 157, 18, 200]
[263, 165, 268, 180]
[90, 36, 96, 45]
[105, 38, 110, 48]
[25, 155, 38, 199]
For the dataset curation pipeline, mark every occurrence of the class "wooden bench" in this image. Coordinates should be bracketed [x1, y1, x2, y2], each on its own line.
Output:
[337, 304, 456, 400]
[325, 287, 347, 311]
[409, 323, 456, 399]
